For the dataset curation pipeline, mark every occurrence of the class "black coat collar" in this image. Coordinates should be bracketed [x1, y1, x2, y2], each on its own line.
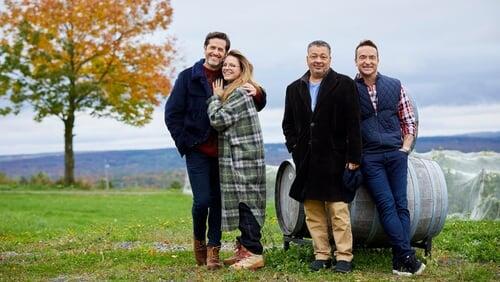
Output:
[297, 69, 339, 114]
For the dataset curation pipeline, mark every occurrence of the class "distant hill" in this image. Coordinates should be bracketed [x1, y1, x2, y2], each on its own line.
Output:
[0, 132, 498, 185]
[0, 145, 289, 179]
[415, 132, 500, 153]
[0, 148, 180, 179]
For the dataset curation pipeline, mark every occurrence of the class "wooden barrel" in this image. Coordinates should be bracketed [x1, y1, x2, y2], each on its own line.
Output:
[275, 160, 306, 236]
[275, 156, 448, 246]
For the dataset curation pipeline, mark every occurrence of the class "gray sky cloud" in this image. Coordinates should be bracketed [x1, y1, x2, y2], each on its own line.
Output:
[167, 0, 500, 107]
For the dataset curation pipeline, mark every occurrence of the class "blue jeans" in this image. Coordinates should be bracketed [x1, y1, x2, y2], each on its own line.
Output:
[185, 150, 222, 246]
[361, 150, 414, 260]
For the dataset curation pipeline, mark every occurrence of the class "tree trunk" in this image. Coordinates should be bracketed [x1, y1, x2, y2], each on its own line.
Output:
[64, 113, 75, 185]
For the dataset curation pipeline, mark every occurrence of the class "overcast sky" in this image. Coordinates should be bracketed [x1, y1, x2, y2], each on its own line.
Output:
[1, 0, 499, 155]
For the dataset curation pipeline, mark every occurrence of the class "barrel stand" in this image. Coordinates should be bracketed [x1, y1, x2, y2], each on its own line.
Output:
[411, 237, 433, 257]
[283, 235, 434, 256]
[283, 235, 310, 250]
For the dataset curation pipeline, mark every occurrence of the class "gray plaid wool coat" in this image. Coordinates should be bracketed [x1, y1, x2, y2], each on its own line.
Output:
[207, 88, 266, 231]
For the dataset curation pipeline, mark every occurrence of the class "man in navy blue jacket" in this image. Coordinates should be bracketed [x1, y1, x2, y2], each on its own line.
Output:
[354, 39, 424, 276]
[164, 32, 266, 270]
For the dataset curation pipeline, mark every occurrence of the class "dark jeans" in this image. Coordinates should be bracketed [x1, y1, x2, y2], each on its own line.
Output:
[237, 203, 263, 255]
[361, 150, 414, 260]
[185, 150, 222, 247]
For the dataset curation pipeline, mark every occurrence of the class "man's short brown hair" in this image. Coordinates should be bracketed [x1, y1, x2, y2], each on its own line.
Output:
[355, 40, 378, 59]
[204, 32, 231, 52]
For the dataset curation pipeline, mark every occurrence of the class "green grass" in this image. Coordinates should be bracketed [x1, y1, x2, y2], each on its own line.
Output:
[0, 189, 498, 281]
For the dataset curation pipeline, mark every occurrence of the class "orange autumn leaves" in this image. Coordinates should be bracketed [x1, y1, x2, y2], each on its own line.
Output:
[0, 0, 175, 125]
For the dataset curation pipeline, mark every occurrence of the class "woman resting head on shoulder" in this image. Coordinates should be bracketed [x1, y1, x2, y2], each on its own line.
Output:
[212, 50, 260, 102]
[207, 49, 267, 271]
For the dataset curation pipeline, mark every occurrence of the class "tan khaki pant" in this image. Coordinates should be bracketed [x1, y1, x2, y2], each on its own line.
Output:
[304, 200, 353, 262]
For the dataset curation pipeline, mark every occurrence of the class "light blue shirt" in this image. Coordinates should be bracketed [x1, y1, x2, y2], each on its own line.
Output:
[309, 82, 320, 111]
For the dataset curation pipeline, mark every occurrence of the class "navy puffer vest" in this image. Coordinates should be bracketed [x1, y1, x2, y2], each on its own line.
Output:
[356, 74, 402, 153]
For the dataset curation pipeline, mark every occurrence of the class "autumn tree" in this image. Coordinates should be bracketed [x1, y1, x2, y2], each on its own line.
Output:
[0, 0, 175, 185]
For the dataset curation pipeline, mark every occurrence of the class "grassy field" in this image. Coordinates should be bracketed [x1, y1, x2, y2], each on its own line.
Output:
[0, 189, 498, 281]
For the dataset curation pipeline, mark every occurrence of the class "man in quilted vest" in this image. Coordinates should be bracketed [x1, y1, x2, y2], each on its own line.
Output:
[354, 39, 424, 276]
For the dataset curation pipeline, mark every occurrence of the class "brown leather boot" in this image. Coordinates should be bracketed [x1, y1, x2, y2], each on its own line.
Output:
[193, 239, 207, 266]
[206, 245, 223, 270]
[223, 241, 242, 266]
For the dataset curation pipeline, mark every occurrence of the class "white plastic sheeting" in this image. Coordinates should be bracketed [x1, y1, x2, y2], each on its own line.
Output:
[416, 151, 499, 220]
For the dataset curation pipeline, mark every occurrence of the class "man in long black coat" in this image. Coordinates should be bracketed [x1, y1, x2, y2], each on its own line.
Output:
[282, 40, 362, 273]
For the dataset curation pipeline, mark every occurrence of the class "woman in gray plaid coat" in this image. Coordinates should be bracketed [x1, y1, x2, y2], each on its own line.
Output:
[207, 50, 266, 270]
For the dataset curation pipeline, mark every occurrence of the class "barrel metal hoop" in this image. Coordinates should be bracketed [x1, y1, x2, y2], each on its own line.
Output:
[408, 156, 420, 239]
[366, 196, 379, 243]
[432, 160, 448, 236]
[275, 160, 291, 235]
[275, 159, 306, 236]
[425, 159, 438, 237]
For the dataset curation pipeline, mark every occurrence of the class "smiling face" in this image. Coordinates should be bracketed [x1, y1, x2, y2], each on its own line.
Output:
[355, 45, 379, 79]
[307, 45, 331, 80]
[203, 38, 227, 70]
[221, 55, 242, 82]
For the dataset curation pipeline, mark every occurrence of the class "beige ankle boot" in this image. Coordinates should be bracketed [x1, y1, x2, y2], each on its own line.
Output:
[223, 241, 242, 266]
[230, 245, 264, 270]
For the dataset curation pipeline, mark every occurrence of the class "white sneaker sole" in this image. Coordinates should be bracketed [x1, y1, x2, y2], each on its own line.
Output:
[392, 263, 426, 276]
[414, 263, 426, 275]
[392, 269, 412, 276]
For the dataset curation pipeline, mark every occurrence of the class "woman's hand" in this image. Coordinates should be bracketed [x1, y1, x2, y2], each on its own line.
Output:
[212, 79, 224, 97]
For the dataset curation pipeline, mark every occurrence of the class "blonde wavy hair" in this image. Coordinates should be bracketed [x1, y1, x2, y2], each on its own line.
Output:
[221, 50, 260, 102]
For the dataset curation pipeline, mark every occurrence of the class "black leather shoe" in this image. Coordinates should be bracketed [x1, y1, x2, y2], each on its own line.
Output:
[334, 260, 352, 273]
[309, 259, 332, 271]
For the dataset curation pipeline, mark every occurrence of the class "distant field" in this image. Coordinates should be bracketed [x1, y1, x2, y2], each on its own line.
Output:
[1, 133, 499, 185]
[0, 190, 498, 281]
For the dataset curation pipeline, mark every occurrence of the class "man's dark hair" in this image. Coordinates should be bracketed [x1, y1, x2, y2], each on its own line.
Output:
[307, 40, 331, 54]
[355, 39, 378, 59]
[204, 31, 231, 52]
